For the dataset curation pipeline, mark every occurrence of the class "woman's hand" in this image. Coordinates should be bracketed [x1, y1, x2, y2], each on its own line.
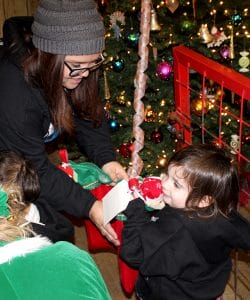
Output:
[89, 200, 120, 246]
[102, 161, 128, 184]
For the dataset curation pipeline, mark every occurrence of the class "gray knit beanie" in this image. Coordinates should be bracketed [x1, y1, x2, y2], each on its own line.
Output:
[32, 0, 105, 55]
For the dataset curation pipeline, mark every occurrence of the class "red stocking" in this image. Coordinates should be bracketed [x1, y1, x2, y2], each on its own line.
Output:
[84, 184, 138, 295]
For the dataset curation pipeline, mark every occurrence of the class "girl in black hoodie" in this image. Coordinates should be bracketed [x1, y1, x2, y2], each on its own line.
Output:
[120, 144, 250, 300]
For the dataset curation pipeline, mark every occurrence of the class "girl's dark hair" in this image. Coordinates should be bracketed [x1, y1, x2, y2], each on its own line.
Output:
[2, 16, 34, 59]
[168, 144, 239, 217]
[22, 48, 104, 135]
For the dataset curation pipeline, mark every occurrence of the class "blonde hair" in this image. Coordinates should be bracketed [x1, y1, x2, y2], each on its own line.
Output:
[0, 150, 40, 243]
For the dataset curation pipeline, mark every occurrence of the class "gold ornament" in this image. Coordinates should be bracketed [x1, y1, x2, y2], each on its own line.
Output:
[150, 9, 161, 31]
[198, 24, 213, 44]
[191, 96, 210, 116]
[144, 105, 157, 122]
[116, 90, 126, 105]
[156, 155, 168, 168]
[160, 99, 166, 106]
[165, 0, 180, 13]
[214, 88, 225, 101]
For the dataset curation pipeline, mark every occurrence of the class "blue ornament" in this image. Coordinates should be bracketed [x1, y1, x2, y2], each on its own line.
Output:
[112, 58, 125, 72]
[167, 124, 176, 134]
[230, 12, 243, 26]
[109, 119, 119, 131]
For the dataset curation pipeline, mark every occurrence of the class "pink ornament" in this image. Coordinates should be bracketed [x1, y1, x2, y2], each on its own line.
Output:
[219, 45, 229, 59]
[156, 61, 172, 80]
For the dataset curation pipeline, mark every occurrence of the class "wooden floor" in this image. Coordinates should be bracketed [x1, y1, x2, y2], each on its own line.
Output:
[74, 205, 250, 300]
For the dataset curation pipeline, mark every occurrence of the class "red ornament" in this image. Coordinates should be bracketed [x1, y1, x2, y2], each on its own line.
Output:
[128, 178, 140, 191]
[127, 142, 134, 153]
[156, 61, 172, 80]
[118, 143, 132, 158]
[151, 129, 163, 143]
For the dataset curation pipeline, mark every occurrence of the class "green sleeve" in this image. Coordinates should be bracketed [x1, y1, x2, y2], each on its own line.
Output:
[0, 241, 111, 300]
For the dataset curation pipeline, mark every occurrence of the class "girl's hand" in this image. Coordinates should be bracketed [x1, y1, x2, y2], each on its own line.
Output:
[102, 161, 128, 184]
[89, 200, 120, 246]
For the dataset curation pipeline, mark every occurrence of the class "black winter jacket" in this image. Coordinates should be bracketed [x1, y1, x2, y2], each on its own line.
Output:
[0, 56, 116, 218]
[120, 199, 250, 300]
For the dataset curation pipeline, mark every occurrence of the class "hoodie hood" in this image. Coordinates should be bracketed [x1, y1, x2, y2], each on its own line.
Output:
[179, 209, 250, 263]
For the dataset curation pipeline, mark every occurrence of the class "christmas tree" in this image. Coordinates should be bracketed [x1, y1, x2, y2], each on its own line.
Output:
[95, 0, 249, 176]
[57, 0, 249, 177]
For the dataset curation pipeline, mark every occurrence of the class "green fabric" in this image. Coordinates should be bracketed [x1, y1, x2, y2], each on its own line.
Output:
[69, 161, 112, 190]
[0, 241, 111, 300]
[0, 241, 8, 247]
[0, 188, 10, 217]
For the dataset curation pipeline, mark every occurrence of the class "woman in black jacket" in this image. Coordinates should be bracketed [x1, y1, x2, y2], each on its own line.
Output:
[0, 0, 128, 246]
[120, 144, 250, 299]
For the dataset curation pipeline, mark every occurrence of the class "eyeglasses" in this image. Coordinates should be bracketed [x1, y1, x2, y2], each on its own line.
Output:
[64, 54, 105, 77]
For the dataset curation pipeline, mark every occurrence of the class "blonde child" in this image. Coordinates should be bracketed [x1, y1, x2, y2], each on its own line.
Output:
[0, 150, 111, 299]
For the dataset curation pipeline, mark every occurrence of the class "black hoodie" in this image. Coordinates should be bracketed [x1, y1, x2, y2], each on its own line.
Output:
[120, 199, 250, 300]
[0, 54, 116, 219]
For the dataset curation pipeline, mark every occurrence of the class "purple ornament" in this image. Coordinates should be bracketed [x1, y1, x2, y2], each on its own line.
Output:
[156, 61, 172, 80]
[220, 45, 229, 59]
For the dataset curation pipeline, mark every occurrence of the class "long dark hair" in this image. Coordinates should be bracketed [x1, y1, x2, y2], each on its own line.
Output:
[167, 144, 239, 217]
[22, 48, 104, 135]
[2, 16, 34, 59]
[2, 16, 104, 135]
